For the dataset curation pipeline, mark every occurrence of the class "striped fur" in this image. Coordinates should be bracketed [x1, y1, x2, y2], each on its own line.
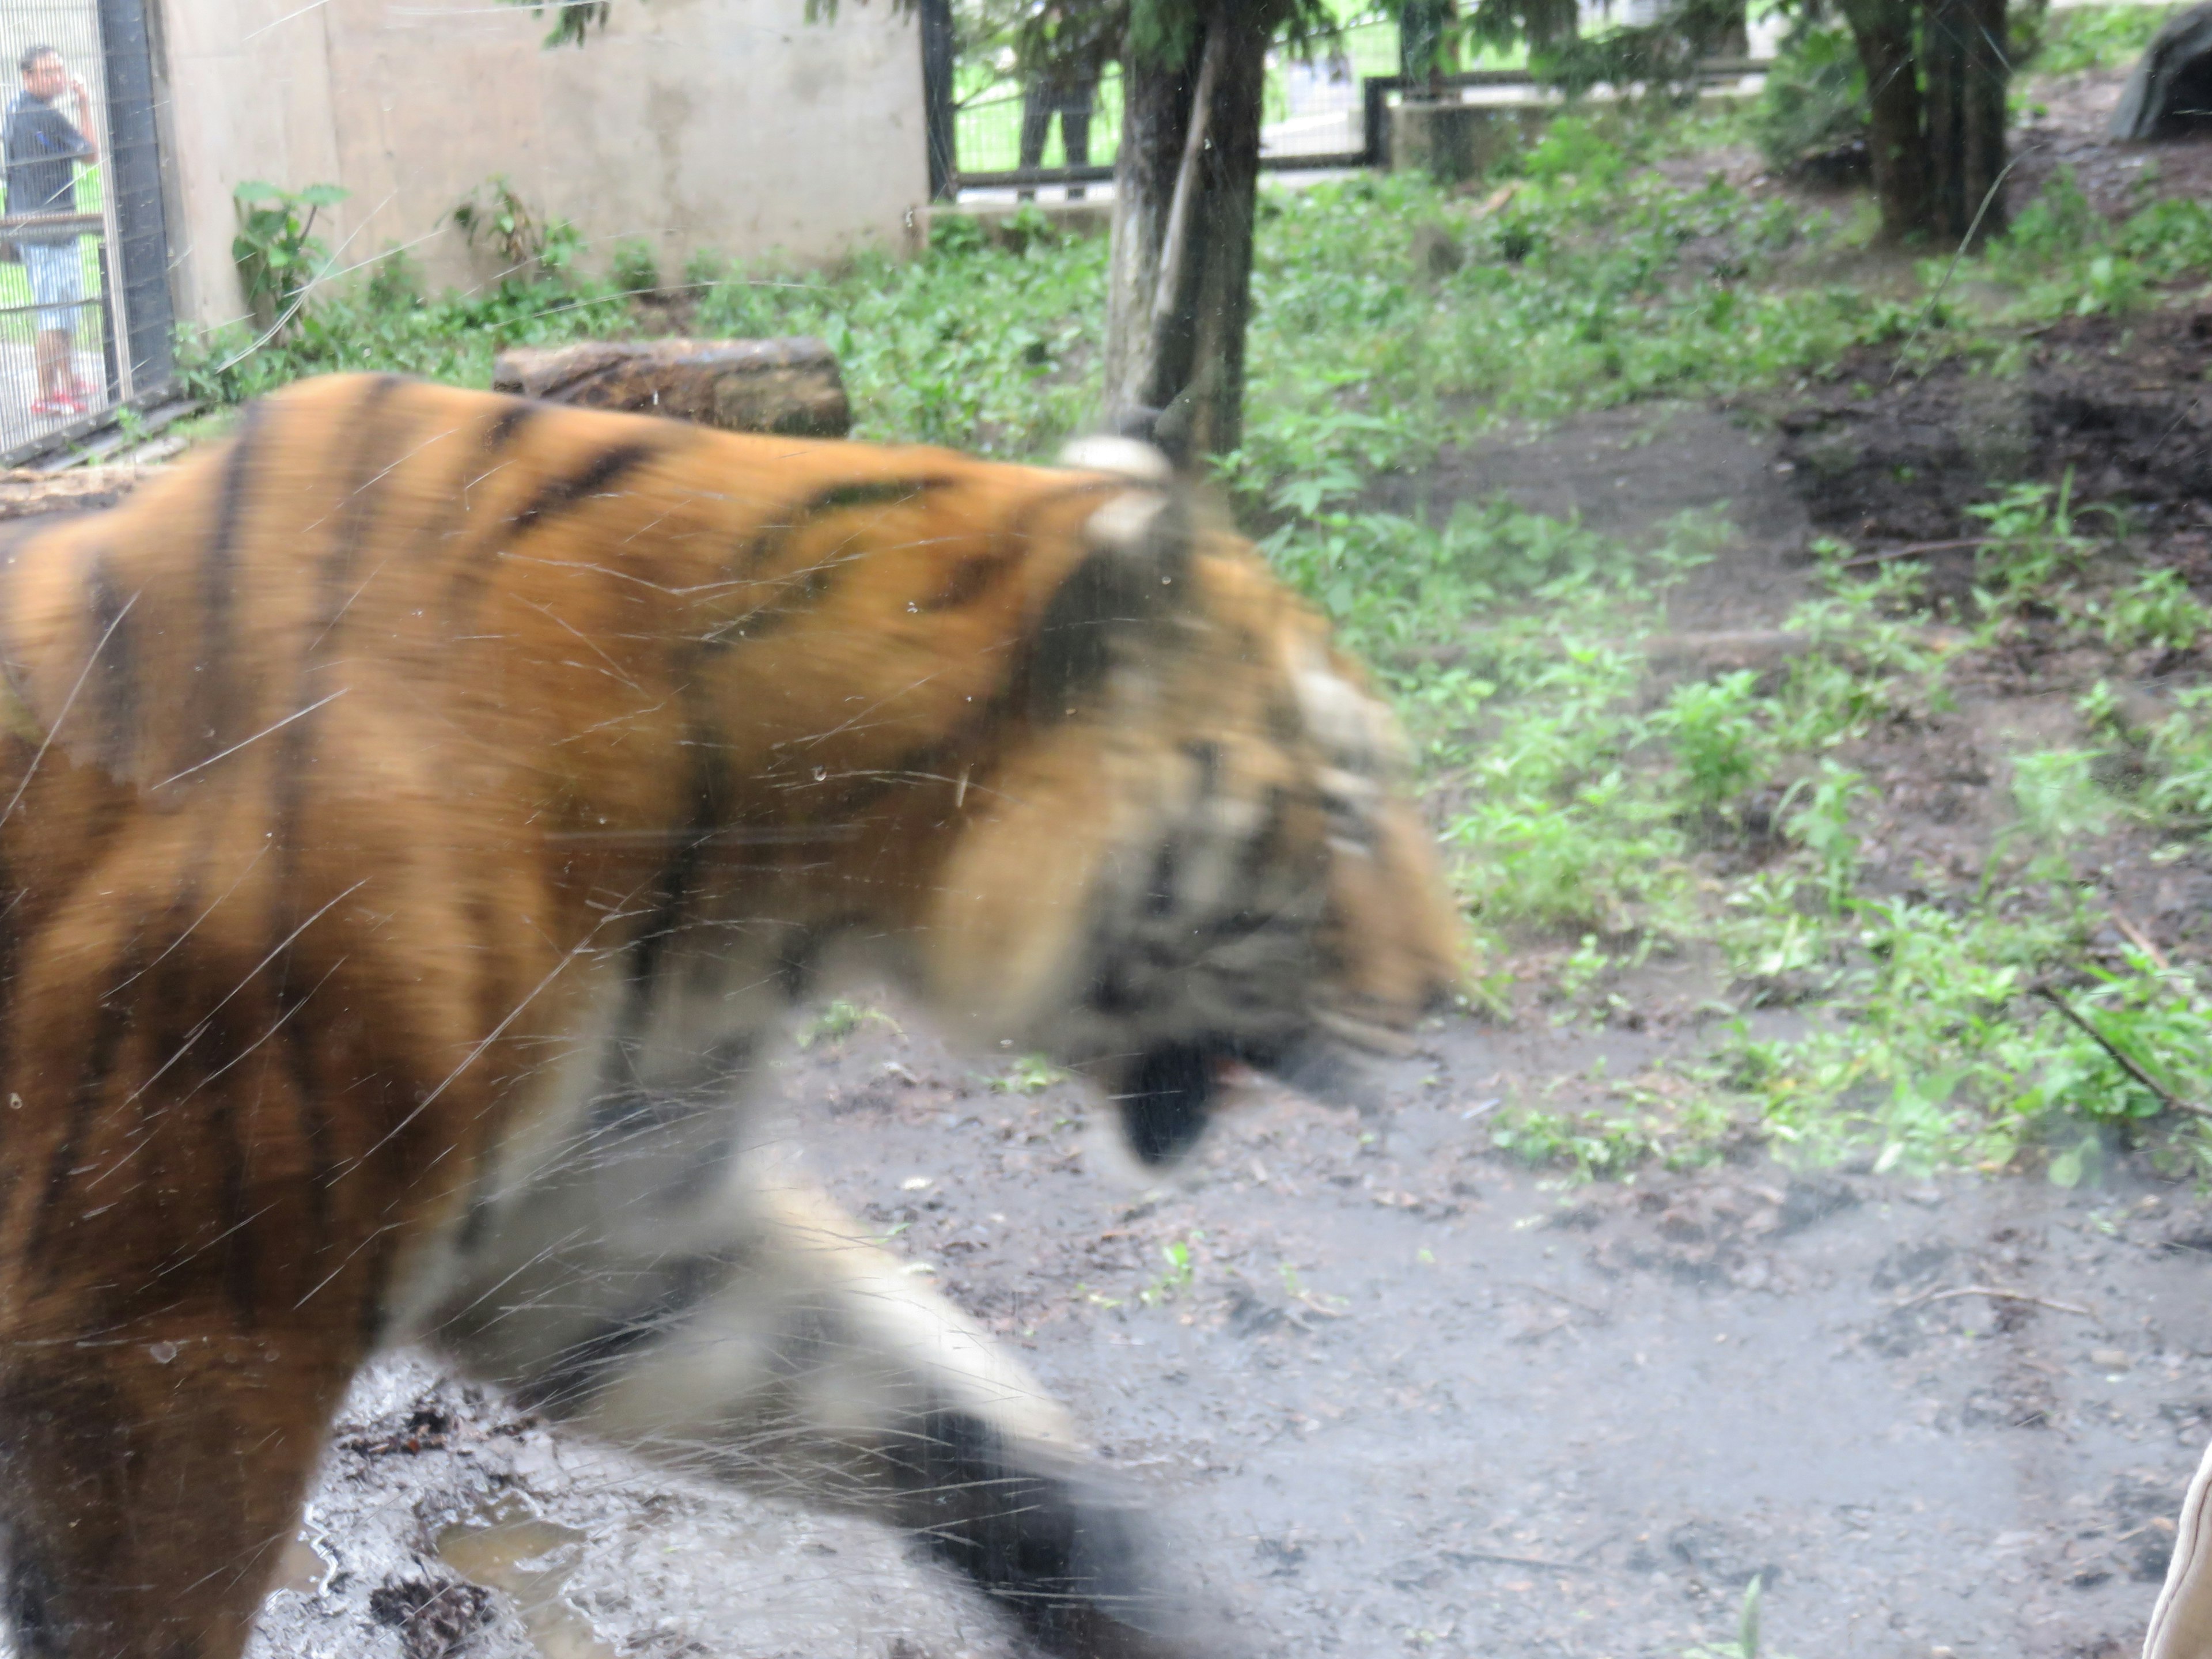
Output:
[0, 374, 1457, 1659]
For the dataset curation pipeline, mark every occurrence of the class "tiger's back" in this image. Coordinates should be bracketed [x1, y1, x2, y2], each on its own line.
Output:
[0, 373, 1456, 1659]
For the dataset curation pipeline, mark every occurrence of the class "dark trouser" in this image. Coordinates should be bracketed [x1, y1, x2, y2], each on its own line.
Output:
[1018, 77, 1097, 200]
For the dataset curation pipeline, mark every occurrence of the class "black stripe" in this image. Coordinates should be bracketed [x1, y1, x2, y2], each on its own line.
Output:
[83, 556, 136, 778]
[207, 1081, 253, 1321]
[509, 441, 658, 535]
[28, 936, 143, 1271]
[184, 400, 267, 771]
[480, 399, 539, 458]
[444, 436, 663, 623]
[283, 1013, 334, 1259]
[914, 476, 1124, 616]
[313, 377, 410, 618]
[355, 1222, 399, 1348]
[742, 476, 955, 575]
[700, 476, 960, 653]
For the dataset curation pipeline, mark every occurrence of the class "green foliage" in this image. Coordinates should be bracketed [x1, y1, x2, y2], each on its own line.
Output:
[174, 265, 633, 406]
[2010, 748, 2113, 846]
[231, 180, 348, 338]
[796, 998, 902, 1048]
[2137, 688, 2212, 822]
[1967, 476, 2096, 617]
[2100, 566, 2211, 654]
[992, 1054, 1071, 1093]
[1518, 115, 1628, 190]
[498, 0, 609, 47]
[449, 176, 583, 278]
[1750, 23, 1866, 170]
[2028, 2, 2180, 75]
[1138, 1233, 1202, 1305]
[686, 234, 1108, 453]
[1654, 671, 1771, 813]
[608, 237, 661, 296]
[1978, 177, 2212, 320]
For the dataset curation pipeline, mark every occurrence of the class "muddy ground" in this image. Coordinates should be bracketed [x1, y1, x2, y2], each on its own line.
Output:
[252, 1018, 2212, 1659]
[207, 64, 2212, 1659]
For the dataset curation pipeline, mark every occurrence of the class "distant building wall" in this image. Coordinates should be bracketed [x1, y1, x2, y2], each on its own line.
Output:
[152, 0, 926, 330]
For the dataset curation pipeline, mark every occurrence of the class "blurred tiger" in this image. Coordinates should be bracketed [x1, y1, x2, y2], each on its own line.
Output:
[0, 373, 1457, 1659]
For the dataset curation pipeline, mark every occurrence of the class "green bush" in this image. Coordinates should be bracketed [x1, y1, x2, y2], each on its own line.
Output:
[609, 237, 662, 296]
[1750, 24, 1866, 171]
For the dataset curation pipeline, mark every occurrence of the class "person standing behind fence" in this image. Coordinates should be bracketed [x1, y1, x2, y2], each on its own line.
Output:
[1014, 0, 1123, 203]
[4, 46, 96, 419]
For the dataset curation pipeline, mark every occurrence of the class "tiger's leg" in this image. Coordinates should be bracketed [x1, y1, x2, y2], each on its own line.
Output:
[0, 866, 463, 1659]
[0, 1301, 366, 1659]
[433, 1164, 1187, 1659]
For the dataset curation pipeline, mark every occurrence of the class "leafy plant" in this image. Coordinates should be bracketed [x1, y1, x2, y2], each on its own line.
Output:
[498, 0, 609, 47]
[2100, 567, 2209, 654]
[449, 176, 583, 278]
[1656, 671, 1771, 815]
[796, 999, 900, 1048]
[1751, 24, 1867, 173]
[993, 1054, 1070, 1093]
[609, 237, 661, 296]
[2028, 2, 2180, 75]
[231, 180, 347, 338]
[1781, 762, 1866, 916]
[1138, 1234, 1203, 1305]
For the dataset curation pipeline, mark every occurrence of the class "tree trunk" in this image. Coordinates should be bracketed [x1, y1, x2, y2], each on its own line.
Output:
[1922, 0, 2011, 243]
[1841, 0, 1933, 242]
[1104, 0, 1279, 459]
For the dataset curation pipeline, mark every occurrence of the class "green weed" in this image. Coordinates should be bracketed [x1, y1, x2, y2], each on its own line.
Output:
[1656, 671, 1772, 813]
[796, 999, 901, 1049]
[2100, 567, 2210, 654]
[993, 1054, 1071, 1094]
[1138, 1234, 1203, 1305]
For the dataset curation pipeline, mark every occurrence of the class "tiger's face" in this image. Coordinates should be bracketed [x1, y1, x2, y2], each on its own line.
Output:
[915, 442, 1460, 1165]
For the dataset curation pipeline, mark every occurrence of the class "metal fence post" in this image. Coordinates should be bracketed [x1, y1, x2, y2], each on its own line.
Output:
[94, 0, 172, 393]
[919, 0, 956, 202]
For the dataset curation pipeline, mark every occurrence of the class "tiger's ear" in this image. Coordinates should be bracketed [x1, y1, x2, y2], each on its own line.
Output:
[1029, 441, 1191, 721]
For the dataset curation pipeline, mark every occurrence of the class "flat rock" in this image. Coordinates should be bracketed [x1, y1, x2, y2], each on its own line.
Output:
[0, 464, 162, 518]
[490, 338, 850, 437]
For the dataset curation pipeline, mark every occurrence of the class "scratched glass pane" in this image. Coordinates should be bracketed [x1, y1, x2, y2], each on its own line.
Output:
[0, 2, 2206, 1657]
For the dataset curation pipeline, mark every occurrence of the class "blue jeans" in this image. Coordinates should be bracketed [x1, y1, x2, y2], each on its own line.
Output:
[19, 239, 81, 335]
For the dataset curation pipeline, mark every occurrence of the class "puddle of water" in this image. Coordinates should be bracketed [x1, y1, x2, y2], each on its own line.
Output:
[435, 1499, 623, 1659]
[268, 1535, 329, 1597]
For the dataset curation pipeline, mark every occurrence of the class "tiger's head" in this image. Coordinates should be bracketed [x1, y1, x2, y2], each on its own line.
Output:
[916, 438, 1460, 1167]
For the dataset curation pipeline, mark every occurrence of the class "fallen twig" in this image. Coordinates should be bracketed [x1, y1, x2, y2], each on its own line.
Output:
[1895, 1284, 2096, 1317]
[2033, 982, 2212, 1120]
[1440, 1548, 1596, 1574]
[1506, 1281, 1611, 1321]
[1838, 537, 1991, 570]
[2109, 907, 2172, 972]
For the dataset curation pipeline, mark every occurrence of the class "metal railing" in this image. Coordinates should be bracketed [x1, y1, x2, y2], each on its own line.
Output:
[929, 23, 1768, 196]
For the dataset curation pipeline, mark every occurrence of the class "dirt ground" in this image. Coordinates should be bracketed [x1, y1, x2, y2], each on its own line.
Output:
[248, 1012, 2212, 1659]
[190, 64, 2212, 1659]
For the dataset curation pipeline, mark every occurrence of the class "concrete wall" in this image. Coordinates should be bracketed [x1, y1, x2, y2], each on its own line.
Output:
[153, 0, 926, 328]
